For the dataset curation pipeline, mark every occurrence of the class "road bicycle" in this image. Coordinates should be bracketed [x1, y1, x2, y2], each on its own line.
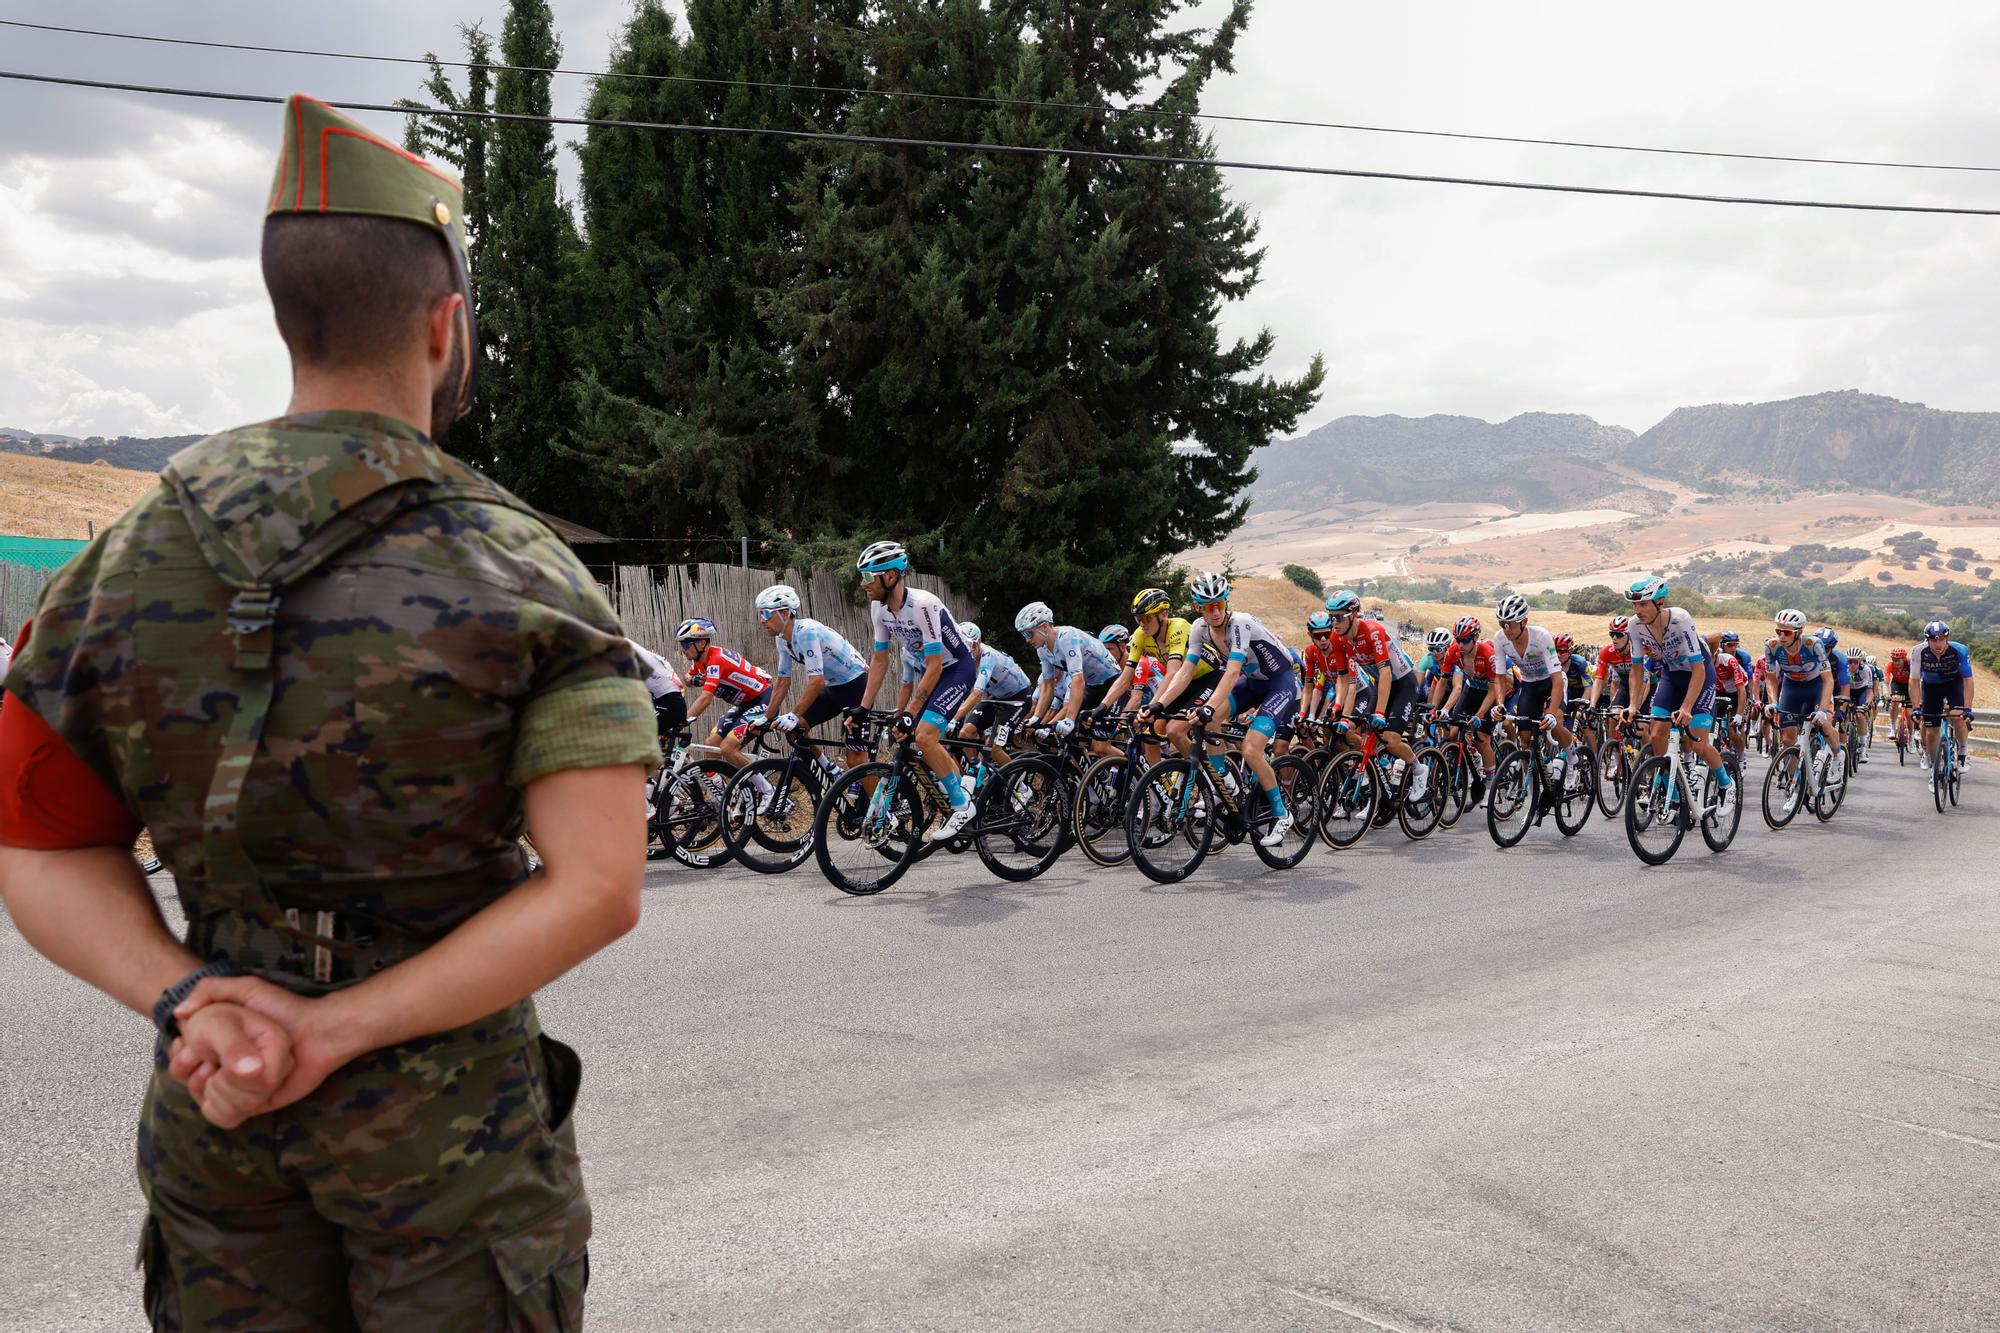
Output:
[1486, 714, 1597, 849]
[648, 727, 737, 869]
[719, 721, 868, 874]
[1892, 697, 1914, 766]
[1760, 711, 1845, 829]
[1929, 707, 1970, 813]
[1124, 713, 1315, 883]
[1071, 712, 1177, 868]
[1624, 723, 1741, 865]
[1594, 710, 1646, 821]
[1417, 710, 1484, 830]
[1313, 715, 1447, 848]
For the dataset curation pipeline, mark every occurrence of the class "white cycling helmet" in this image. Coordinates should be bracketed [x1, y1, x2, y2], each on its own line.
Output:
[855, 540, 909, 574]
[1189, 570, 1230, 604]
[754, 583, 800, 614]
[1014, 601, 1056, 634]
[1496, 593, 1529, 624]
[1774, 608, 1807, 631]
[1425, 627, 1451, 651]
[958, 620, 982, 644]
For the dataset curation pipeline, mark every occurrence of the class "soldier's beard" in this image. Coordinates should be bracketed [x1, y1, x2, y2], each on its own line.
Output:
[429, 320, 469, 445]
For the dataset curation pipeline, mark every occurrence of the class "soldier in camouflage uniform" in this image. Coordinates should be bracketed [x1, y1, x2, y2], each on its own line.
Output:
[0, 96, 658, 1328]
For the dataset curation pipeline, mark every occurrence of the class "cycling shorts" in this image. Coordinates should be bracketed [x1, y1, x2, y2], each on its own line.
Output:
[1448, 684, 1490, 723]
[716, 689, 773, 738]
[1649, 668, 1716, 727]
[1508, 677, 1555, 723]
[1848, 685, 1872, 712]
[1230, 669, 1300, 738]
[800, 675, 867, 731]
[1156, 673, 1218, 716]
[1774, 679, 1824, 729]
[965, 698, 1028, 742]
[1375, 672, 1420, 735]
[652, 692, 688, 739]
[915, 655, 979, 730]
[1921, 677, 1965, 724]
[1889, 679, 1911, 701]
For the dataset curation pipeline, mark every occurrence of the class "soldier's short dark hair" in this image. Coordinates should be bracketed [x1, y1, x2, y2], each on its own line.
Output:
[262, 214, 455, 369]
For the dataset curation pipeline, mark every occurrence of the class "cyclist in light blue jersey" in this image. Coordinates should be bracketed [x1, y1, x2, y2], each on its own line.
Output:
[1913, 620, 1976, 773]
[756, 586, 869, 764]
[950, 621, 1033, 767]
[1147, 571, 1300, 848]
[1760, 608, 1836, 761]
[853, 540, 977, 842]
[1016, 603, 1122, 735]
[1619, 575, 1728, 791]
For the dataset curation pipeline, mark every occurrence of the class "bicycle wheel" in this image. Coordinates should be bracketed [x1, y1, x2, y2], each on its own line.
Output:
[1701, 758, 1742, 852]
[1485, 748, 1537, 848]
[1071, 755, 1135, 868]
[1435, 746, 1472, 830]
[1594, 737, 1627, 820]
[1315, 750, 1378, 849]
[1552, 745, 1597, 837]
[1624, 755, 1686, 865]
[1949, 754, 1961, 807]
[1812, 738, 1845, 822]
[1126, 757, 1217, 884]
[1761, 746, 1803, 829]
[813, 762, 928, 895]
[975, 755, 1069, 881]
[1251, 755, 1316, 869]
[1397, 746, 1448, 840]
[721, 757, 822, 874]
[652, 759, 737, 869]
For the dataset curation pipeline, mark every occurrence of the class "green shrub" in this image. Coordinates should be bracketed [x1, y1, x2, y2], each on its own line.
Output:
[1280, 564, 1323, 597]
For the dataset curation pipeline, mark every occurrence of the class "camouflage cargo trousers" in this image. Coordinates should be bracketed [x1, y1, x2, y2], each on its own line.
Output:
[136, 1006, 590, 1331]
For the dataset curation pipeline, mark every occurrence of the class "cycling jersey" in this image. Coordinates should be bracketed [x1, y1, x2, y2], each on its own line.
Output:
[1827, 651, 1850, 692]
[631, 642, 684, 697]
[688, 644, 772, 705]
[1763, 637, 1829, 683]
[1131, 654, 1162, 702]
[1131, 616, 1219, 680]
[870, 586, 967, 667]
[1188, 612, 1293, 681]
[1594, 641, 1632, 683]
[973, 646, 1033, 700]
[1036, 625, 1123, 688]
[1491, 626, 1561, 683]
[1416, 651, 1445, 695]
[1731, 646, 1754, 678]
[1626, 606, 1703, 669]
[1714, 653, 1748, 692]
[1302, 641, 1337, 691]
[774, 617, 867, 686]
[1886, 659, 1911, 686]
[1324, 618, 1415, 681]
[1442, 638, 1500, 691]
[1918, 640, 1973, 683]
[1562, 652, 1591, 696]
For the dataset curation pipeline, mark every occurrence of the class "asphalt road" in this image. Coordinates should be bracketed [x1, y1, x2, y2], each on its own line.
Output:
[3, 747, 1995, 1331]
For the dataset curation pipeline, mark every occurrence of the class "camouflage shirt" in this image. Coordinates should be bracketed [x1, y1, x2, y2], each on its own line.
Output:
[3, 411, 657, 940]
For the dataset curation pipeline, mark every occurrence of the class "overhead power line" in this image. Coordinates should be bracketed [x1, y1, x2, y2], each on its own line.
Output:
[3, 16, 1996, 176]
[5, 69, 1998, 218]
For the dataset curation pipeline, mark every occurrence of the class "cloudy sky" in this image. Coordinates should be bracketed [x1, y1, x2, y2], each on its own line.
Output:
[2, 1, 1996, 440]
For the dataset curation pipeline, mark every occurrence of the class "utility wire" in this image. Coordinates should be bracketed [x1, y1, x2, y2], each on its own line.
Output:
[3, 16, 1995, 176]
[5, 69, 1998, 218]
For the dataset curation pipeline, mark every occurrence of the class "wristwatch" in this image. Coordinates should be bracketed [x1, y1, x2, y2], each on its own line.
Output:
[152, 960, 246, 1041]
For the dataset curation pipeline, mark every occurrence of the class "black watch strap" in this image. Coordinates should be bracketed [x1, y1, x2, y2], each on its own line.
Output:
[152, 960, 246, 1041]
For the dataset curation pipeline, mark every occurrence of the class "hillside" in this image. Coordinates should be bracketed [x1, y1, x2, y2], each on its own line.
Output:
[1250, 411, 1650, 514]
[1630, 390, 2000, 500]
[0, 452, 157, 539]
[0, 430, 198, 473]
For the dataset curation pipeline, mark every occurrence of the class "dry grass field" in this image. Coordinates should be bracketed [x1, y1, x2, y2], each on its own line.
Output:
[0, 453, 154, 539]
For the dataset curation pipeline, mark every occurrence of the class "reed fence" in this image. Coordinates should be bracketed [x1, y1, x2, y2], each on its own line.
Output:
[0, 563, 55, 645]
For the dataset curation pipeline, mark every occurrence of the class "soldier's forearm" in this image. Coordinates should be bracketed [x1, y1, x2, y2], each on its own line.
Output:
[0, 845, 199, 1018]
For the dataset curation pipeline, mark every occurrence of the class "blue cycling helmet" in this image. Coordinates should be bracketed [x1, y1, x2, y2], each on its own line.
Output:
[1324, 588, 1362, 615]
[675, 616, 716, 644]
[1098, 623, 1131, 645]
[1924, 619, 1951, 638]
[1306, 610, 1334, 633]
[1625, 575, 1669, 603]
[1815, 626, 1838, 649]
[1719, 630, 1739, 645]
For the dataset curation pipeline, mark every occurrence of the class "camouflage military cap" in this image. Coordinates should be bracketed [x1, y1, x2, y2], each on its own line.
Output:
[267, 94, 467, 260]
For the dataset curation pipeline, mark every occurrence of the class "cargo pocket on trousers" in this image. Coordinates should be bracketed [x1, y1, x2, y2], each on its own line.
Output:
[137, 1215, 180, 1332]
[491, 1204, 590, 1333]
[537, 1033, 583, 1130]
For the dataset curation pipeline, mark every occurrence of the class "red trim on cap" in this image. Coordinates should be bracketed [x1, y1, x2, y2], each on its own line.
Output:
[294, 96, 305, 209]
[318, 127, 464, 213]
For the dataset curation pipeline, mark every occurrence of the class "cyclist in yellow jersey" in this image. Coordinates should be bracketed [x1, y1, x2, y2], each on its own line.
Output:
[1101, 587, 1220, 763]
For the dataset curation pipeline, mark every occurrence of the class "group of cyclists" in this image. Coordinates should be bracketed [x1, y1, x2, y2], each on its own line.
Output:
[630, 539, 1981, 884]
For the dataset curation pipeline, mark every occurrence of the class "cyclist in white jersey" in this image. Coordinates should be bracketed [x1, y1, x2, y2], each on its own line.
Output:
[630, 639, 687, 739]
[949, 622, 1032, 768]
[853, 541, 977, 842]
[1015, 604, 1122, 734]
[1490, 595, 1576, 753]
[1618, 575, 1729, 792]
[1147, 571, 1300, 847]
[755, 586, 870, 769]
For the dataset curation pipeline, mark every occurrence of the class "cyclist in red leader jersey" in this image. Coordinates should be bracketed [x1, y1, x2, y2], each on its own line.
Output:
[1585, 615, 1635, 712]
[677, 617, 775, 772]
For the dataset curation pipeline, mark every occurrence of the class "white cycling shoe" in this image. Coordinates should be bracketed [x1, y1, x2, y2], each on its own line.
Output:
[929, 802, 976, 843]
[1260, 810, 1295, 847]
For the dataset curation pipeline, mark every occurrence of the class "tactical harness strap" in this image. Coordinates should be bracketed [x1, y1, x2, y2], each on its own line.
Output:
[163, 460, 541, 980]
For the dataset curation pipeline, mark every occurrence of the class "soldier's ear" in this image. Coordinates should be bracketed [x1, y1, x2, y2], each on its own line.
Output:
[425, 292, 465, 370]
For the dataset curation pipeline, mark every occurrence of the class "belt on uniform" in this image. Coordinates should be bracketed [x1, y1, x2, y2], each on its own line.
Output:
[187, 907, 430, 991]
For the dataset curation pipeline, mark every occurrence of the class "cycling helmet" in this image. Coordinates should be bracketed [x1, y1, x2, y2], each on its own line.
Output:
[1719, 630, 1740, 646]
[1553, 633, 1575, 655]
[958, 620, 982, 645]
[1774, 608, 1807, 631]
[1625, 575, 1669, 603]
[675, 617, 716, 644]
[1014, 601, 1056, 634]
[1425, 627, 1451, 651]
[1131, 586, 1172, 618]
[1924, 619, 1951, 638]
[1815, 626, 1838, 649]
[1891, 647, 1909, 660]
[1099, 623, 1131, 645]
[1454, 615, 1482, 641]
[855, 539, 909, 574]
[1847, 646, 1865, 660]
[1607, 614, 1631, 636]
[1324, 588, 1362, 615]
[1496, 593, 1529, 624]
[1306, 610, 1335, 633]
[1189, 570, 1230, 604]
[754, 583, 800, 614]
